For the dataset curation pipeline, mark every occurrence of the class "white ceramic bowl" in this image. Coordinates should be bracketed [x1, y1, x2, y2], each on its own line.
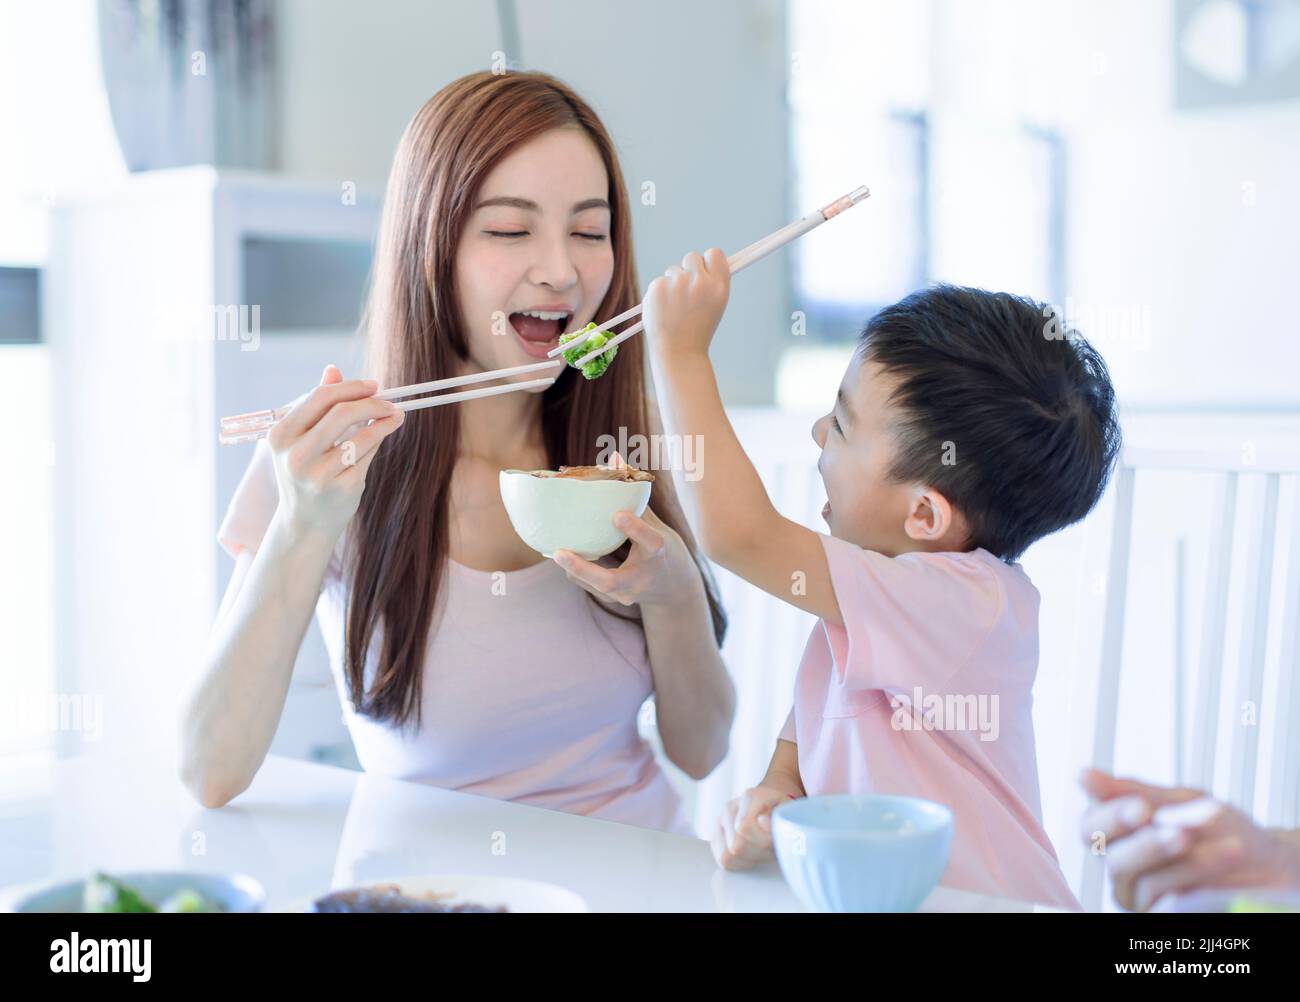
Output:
[499, 469, 652, 560]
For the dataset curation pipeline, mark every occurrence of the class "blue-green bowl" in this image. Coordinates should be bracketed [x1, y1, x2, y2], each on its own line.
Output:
[773, 794, 953, 912]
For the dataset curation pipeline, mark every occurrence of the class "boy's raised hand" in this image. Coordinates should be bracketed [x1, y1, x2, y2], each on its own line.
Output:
[712, 785, 792, 870]
[642, 248, 731, 357]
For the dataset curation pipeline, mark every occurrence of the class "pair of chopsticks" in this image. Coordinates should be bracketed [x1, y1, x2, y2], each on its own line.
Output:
[218, 185, 870, 446]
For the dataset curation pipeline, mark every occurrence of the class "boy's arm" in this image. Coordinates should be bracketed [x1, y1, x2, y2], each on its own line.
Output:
[647, 349, 843, 626]
[760, 738, 805, 799]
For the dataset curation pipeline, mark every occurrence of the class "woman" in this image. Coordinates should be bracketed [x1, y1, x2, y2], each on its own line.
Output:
[180, 71, 734, 835]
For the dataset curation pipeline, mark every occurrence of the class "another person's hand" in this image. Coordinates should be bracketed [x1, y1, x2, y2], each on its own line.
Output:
[642, 248, 731, 358]
[711, 786, 793, 870]
[267, 363, 404, 536]
[1080, 768, 1300, 911]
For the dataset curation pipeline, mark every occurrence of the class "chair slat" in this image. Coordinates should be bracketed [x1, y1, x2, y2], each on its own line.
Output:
[1174, 536, 1187, 786]
[1228, 474, 1279, 816]
[1268, 480, 1300, 827]
[1081, 463, 1135, 912]
[1189, 473, 1238, 792]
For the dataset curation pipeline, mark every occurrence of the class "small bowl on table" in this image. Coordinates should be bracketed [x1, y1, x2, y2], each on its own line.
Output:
[772, 794, 953, 913]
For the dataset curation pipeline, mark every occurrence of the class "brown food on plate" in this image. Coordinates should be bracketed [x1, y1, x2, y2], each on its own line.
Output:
[530, 464, 654, 483]
[310, 885, 508, 913]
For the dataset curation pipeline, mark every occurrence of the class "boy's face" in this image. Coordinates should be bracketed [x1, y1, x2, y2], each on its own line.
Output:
[810, 354, 918, 556]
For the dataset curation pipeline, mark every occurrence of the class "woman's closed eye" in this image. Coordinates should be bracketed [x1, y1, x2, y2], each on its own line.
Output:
[483, 229, 607, 242]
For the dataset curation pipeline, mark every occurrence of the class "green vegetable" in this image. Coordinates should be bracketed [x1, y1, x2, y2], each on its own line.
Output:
[82, 873, 222, 913]
[84, 873, 156, 914]
[560, 323, 617, 380]
[160, 888, 219, 913]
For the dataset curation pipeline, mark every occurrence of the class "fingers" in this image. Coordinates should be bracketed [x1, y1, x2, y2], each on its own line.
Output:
[1079, 767, 1201, 808]
[1080, 794, 1155, 846]
[612, 510, 665, 554]
[735, 790, 777, 839]
[313, 411, 404, 480]
[703, 246, 731, 281]
[302, 395, 404, 459]
[713, 790, 780, 871]
[1107, 824, 1194, 910]
[553, 549, 622, 596]
[1151, 797, 1230, 832]
[1131, 837, 1244, 912]
[713, 801, 743, 869]
[271, 376, 382, 444]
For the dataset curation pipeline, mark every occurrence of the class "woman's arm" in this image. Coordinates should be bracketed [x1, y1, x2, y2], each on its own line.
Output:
[180, 368, 403, 807]
[639, 549, 735, 780]
[554, 508, 735, 781]
[179, 512, 341, 807]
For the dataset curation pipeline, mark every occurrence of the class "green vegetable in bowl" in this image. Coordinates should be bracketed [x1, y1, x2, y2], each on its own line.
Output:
[82, 872, 223, 913]
[560, 323, 617, 380]
[159, 888, 221, 913]
[84, 873, 156, 913]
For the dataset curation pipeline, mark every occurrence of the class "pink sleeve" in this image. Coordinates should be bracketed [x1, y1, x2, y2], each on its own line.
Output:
[778, 705, 796, 743]
[217, 439, 347, 583]
[818, 533, 1002, 695]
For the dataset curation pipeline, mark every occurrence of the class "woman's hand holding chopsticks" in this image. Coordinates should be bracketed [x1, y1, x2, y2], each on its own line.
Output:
[267, 364, 406, 536]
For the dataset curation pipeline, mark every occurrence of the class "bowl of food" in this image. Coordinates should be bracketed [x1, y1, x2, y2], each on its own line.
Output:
[772, 794, 953, 913]
[0, 870, 264, 913]
[499, 464, 653, 560]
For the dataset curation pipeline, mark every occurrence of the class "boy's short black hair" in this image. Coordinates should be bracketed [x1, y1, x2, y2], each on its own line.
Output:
[859, 284, 1121, 562]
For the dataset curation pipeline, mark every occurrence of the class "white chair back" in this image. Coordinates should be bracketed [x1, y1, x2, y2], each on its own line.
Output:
[1081, 445, 1300, 911]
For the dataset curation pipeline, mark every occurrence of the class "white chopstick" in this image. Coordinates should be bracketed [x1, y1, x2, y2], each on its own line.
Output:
[377, 359, 561, 401]
[552, 185, 871, 368]
[391, 375, 557, 412]
[218, 366, 562, 444]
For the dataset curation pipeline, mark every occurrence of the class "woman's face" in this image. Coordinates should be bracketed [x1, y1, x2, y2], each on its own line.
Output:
[454, 126, 615, 376]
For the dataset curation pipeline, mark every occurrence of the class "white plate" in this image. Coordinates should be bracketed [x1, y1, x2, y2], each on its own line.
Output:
[279, 874, 588, 914]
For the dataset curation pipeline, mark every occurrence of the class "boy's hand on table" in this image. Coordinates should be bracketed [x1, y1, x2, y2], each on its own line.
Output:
[642, 247, 730, 358]
[712, 785, 794, 870]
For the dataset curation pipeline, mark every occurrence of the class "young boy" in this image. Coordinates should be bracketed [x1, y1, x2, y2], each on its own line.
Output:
[640, 251, 1120, 909]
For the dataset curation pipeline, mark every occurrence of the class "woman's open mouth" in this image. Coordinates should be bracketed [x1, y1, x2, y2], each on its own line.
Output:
[509, 309, 573, 360]
[821, 500, 832, 521]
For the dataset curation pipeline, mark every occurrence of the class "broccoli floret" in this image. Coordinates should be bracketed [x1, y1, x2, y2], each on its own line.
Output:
[559, 323, 617, 380]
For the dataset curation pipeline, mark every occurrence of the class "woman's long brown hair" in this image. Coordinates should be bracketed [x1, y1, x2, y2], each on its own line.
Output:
[346, 70, 727, 729]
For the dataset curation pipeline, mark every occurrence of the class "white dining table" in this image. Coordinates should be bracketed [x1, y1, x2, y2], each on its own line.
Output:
[0, 748, 1055, 913]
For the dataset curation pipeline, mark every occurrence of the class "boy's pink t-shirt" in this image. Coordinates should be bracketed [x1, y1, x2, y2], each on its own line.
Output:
[779, 534, 1080, 910]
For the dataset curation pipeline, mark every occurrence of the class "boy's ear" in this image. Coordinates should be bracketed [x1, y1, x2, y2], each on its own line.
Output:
[902, 486, 956, 544]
